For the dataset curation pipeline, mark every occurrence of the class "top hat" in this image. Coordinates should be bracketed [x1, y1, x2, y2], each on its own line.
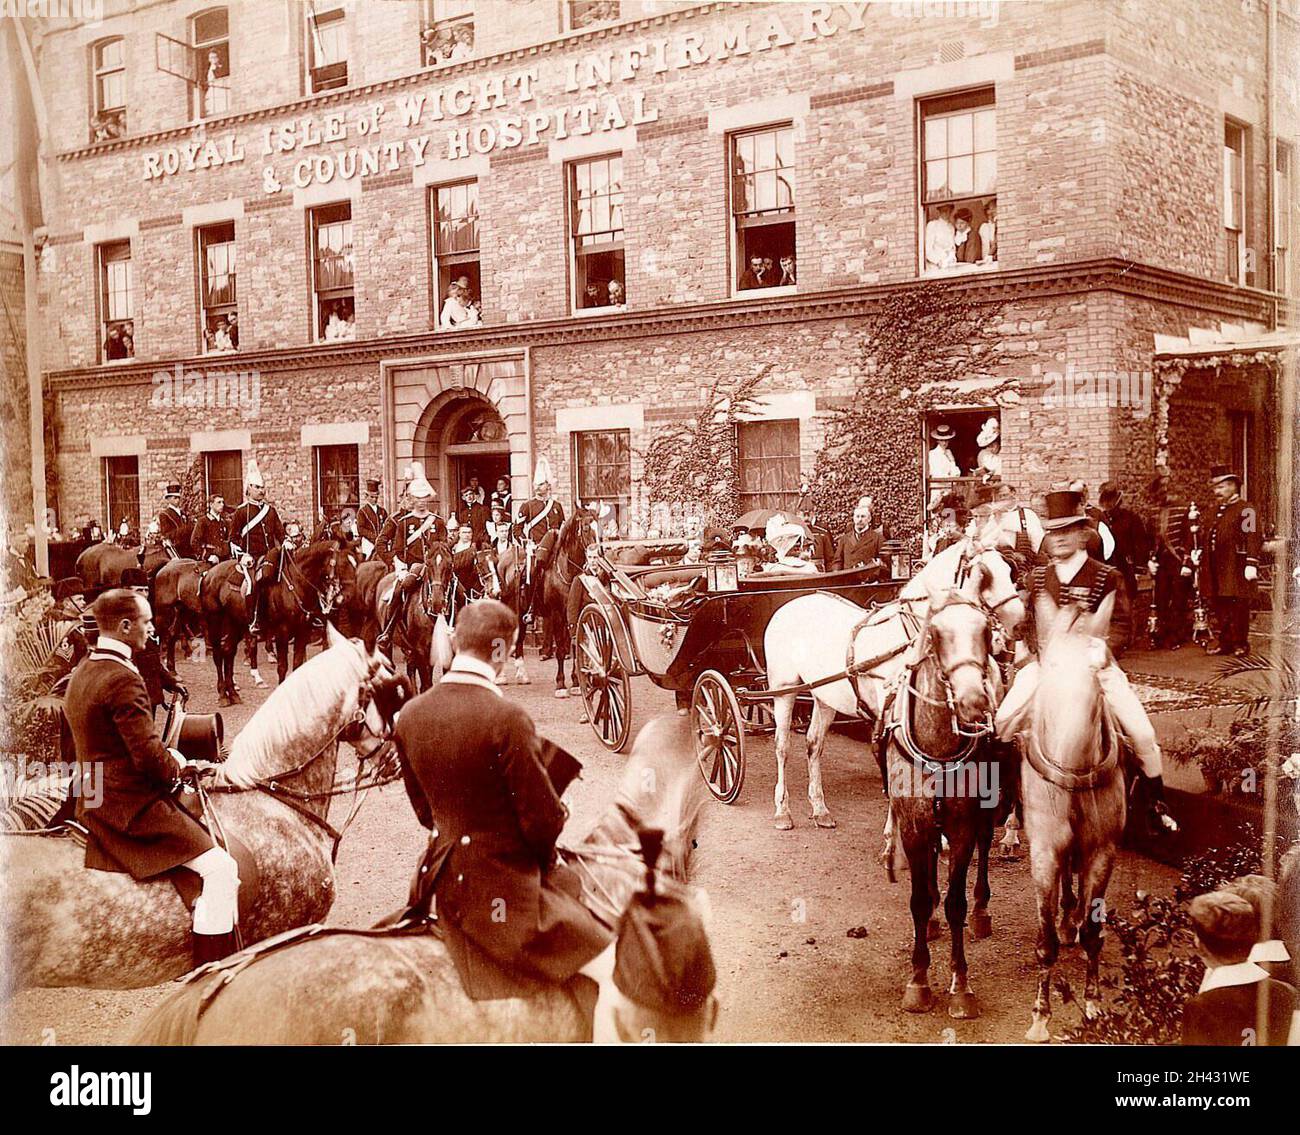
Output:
[975, 417, 1000, 448]
[163, 482, 182, 498]
[364, 478, 381, 493]
[1209, 464, 1241, 486]
[119, 567, 149, 589]
[930, 423, 956, 442]
[1040, 490, 1088, 530]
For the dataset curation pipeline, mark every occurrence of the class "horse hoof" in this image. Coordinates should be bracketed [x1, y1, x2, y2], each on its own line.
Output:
[553, 688, 568, 699]
[216, 694, 232, 708]
[229, 691, 242, 705]
[969, 912, 993, 940]
[249, 671, 267, 689]
[774, 814, 794, 831]
[1025, 1019, 1051, 1044]
[902, 983, 934, 1013]
[948, 991, 981, 1020]
[926, 919, 943, 941]
[813, 813, 837, 829]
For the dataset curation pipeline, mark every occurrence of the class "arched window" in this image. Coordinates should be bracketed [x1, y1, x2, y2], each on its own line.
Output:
[192, 8, 230, 119]
[90, 37, 126, 142]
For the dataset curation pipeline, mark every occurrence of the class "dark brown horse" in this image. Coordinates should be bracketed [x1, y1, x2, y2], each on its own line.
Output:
[74, 540, 139, 591]
[373, 541, 453, 692]
[152, 558, 209, 671]
[246, 539, 343, 687]
[883, 567, 1004, 1020]
[535, 508, 598, 696]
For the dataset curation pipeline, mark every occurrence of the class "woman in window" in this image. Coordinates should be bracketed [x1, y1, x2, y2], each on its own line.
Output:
[439, 281, 481, 329]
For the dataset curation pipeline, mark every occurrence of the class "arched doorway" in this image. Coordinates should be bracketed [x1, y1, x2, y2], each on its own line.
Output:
[413, 392, 511, 509]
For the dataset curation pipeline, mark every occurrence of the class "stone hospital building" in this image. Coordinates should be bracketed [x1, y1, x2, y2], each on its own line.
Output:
[23, 0, 1300, 543]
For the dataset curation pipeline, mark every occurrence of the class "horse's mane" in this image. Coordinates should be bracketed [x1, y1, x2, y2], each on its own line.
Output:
[290, 538, 339, 577]
[556, 509, 595, 558]
[220, 639, 368, 787]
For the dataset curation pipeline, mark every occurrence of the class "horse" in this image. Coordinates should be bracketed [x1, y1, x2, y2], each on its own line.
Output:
[493, 539, 531, 685]
[536, 508, 599, 697]
[373, 541, 454, 692]
[882, 564, 1006, 1019]
[762, 538, 1025, 830]
[151, 557, 206, 672]
[74, 540, 139, 591]
[152, 556, 250, 705]
[130, 717, 715, 1044]
[0, 629, 404, 995]
[1018, 591, 1126, 1042]
[445, 545, 502, 625]
[246, 539, 342, 689]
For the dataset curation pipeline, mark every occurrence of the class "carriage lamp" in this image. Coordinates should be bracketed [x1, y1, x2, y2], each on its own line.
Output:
[706, 554, 739, 592]
[883, 540, 912, 580]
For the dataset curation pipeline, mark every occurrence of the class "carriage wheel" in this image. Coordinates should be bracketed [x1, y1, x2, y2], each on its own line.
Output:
[576, 605, 633, 753]
[692, 670, 746, 804]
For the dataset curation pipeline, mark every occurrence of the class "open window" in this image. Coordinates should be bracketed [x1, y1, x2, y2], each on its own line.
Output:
[920, 89, 997, 275]
[98, 241, 134, 362]
[730, 125, 796, 294]
[307, 4, 348, 93]
[569, 154, 626, 311]
[103, 455, 140, 539]
[198, 222, 238, 352]
[1224, 120, 1248, 286]
[432, 181, 482, 328]
[90, 37, 126, 142]
[422, 0, 474, 67]
[1275, 141, 1291, 295]
[192, 8, 230, 119]
[311, 202, 355, 341]
[922, 409, 1000, 515]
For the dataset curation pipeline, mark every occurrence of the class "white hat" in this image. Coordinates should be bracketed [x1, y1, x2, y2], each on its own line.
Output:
[976, 417, 1000, 448]
[245, 457, 265, 488]
[533, 455, 554, 489]
[407, 461, 434, 500]
[582, 500, 614, 522]
[764, 515, 804, 553]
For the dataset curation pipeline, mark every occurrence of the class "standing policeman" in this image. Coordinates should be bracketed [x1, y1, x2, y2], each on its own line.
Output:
[1202, 464, 1261, 657]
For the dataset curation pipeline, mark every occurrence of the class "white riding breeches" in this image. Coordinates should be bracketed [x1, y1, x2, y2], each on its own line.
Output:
[183, 846, 241, 935]
[994, 656, 1162, 777]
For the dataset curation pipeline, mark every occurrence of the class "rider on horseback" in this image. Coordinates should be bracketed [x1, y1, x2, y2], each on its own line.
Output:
[394, 598, 625, 1040]
[153, 482, 188, 559]
[190, 494, 232, 564]
[993, 490, 1177, 833]
[232, 461, 286, 638]
[248, 519, 306, 636]
[64, 589, 240, 968]
[375, 464, 447, 655]
[514, 458, 565, 625]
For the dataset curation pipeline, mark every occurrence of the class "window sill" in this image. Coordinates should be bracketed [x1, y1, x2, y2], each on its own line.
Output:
[731, 284, 797, 299]
[436, 321, 484, 332]
[572, 304, 628, 317]
[922, 261, 1000, 279]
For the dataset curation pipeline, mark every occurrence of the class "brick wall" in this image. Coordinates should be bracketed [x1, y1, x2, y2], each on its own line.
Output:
[0, 250, 33, 534]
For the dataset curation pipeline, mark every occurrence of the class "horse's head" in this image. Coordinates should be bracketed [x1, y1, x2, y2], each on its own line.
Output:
[924, 563, 997, 727]
[422, 541, 453, 613]
[559, 508, 599, 567]
[1031, 589, 1114, 768]
[474, 548, 501, 599]
[219, 626, 410, 789]
[965, 542, 1027, 641]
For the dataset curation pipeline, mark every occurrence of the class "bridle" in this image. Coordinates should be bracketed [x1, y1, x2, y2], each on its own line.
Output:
[280, 544, 339, 618]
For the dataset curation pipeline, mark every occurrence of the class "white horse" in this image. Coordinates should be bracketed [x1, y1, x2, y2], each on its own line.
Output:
[763, 539, 1027, 831]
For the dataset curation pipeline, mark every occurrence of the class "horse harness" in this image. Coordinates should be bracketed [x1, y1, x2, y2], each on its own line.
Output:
[277, 547, 339, 620]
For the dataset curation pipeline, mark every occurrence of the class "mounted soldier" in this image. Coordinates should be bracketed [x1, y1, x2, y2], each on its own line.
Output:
[1201, 464, 1262, 657]
[153, 482, 189, 558]
[190, 494, 232, 565]
[356, 477, 388, 559]
[64, 589, 240, 968]
[514, 457, 565, 624]
[375, 463, 449, 654]
[993, 489, 1176, 833]
[230, 460, 286, 638]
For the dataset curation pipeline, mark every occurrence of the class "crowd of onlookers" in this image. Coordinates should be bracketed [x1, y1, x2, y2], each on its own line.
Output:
[924, 199, 997, 270]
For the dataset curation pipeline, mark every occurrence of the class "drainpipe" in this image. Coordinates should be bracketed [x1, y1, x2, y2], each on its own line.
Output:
[1266, 0, 1277, 326]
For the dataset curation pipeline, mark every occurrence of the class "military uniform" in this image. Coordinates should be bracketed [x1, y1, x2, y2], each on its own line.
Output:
[229, 498, 285, 560]
[1204, 481, 1261, 655]
[190, 512, 232, 562]
[375, 510, 449, 568]
[1152, 504, 1195, 648]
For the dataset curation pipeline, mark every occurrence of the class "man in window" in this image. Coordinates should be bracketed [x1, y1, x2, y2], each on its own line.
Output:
[739, 254, 778, 291]
[105, 325, 129, 361]
[925, 204, 957, 270]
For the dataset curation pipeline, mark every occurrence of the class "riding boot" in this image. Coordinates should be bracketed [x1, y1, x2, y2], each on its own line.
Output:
[191, 929, 239, 969]
[1137, 771, 1178, 834]
[376, 580, 408, 654]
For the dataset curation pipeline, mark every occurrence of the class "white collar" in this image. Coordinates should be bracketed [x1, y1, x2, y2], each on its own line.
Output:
[1249, 939, 1291, 964]
[1199, 959, 1269, 994]
[1052, 550, 1088, 584]
[94, 636, 133, 660]
[440, 653, 503, 696]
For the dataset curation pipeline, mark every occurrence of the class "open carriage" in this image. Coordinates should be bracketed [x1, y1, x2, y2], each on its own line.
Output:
[574, 549, 902, 803]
